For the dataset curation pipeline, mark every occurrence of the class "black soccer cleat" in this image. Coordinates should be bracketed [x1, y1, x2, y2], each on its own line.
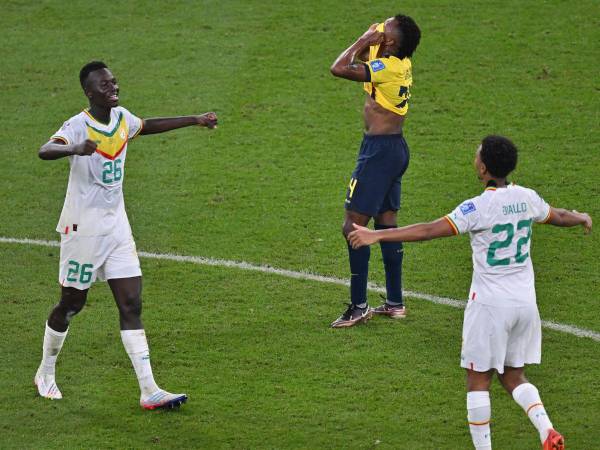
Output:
[330, 303, 372, 328]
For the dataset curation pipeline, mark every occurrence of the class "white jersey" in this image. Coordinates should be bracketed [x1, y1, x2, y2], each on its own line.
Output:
[51, 107, 143, 236]
[445, 184, 551, 307]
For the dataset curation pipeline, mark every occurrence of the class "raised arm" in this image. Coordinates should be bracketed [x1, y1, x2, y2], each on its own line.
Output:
[545, 207, 592, 233]
[348, 218, 456, 249]
[330, 24, 383, 81]
[38, 139, 97, 160]
[140, 112, 218, 135]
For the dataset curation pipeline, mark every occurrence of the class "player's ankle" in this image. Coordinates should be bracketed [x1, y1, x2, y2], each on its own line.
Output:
[37, 366, 55, 377]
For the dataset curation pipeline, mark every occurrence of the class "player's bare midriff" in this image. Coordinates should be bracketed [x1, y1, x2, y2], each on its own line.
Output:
[363, 94, 405, 135]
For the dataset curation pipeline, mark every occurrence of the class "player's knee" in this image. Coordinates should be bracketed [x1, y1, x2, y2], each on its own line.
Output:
[466, 369, 494, 391]
[59, 289, 87, 315]
[50, 300, 84, 328]
[375, 211, 397, 225]
[342, 222, 353, 239]
[498, 369, 527, 393]
[343, 211, 370, 239]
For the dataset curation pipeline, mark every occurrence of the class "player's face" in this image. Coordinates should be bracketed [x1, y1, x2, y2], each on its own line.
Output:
[383, 17, 401, 47]
[85, 69, 119, 108]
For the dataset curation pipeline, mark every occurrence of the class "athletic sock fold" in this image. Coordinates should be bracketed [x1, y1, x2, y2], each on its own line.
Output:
[467, 391, 492, 450]
[120, 329, 160, 398]
[512, 383, 553, 443]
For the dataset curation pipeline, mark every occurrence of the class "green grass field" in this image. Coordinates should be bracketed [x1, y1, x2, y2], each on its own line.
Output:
[1, 0, 599, 448]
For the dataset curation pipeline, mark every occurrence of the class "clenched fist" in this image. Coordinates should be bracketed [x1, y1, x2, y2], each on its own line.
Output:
[196, 112, 218, 129]
[73, 139, 97, 156]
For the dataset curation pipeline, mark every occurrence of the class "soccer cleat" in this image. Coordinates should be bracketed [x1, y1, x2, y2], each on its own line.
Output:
[372, 302, 407, 319]
[141, 390, 188, 410]
[34, 369, 63, 400]
[543, 429, 564, 450]
[330, 303, 372, 328]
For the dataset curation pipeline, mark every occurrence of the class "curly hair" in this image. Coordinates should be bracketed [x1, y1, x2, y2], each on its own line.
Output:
[79, 61, 108, 88]
[394, 14, 421, 59]
[480, 135, 518, 178]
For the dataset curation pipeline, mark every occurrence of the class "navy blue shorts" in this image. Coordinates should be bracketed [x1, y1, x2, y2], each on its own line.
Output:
[344, 134, 410, 217]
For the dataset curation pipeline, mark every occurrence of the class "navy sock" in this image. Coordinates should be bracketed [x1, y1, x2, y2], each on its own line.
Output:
[375, 223, 404, 306]
[347, 242, 370, 307]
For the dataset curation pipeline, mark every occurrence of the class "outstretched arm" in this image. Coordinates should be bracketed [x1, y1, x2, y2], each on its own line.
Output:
[330, 24, 383, 81]
[348, 218, 457, 248]
[546, 207, 592, 233]
[140, 112, 217, 135]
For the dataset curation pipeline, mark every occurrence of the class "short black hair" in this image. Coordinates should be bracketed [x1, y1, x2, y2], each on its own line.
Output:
[394, 14, 421, 59]
[480, 135, 518, 178]
[79, 61, 108, 88]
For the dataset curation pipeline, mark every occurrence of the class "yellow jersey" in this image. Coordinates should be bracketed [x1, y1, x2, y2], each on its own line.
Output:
[363, 23, 413, 116]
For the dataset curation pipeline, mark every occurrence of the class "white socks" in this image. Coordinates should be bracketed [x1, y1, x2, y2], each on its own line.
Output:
[38, 325, 162, 401]
[120, 329, 160, 398]
[467, 391, 492, 450]
[512, 383, 553, 443]
[39, 322, 68, 376]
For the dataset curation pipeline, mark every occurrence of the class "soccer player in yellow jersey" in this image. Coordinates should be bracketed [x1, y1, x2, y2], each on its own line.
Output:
[329, 15, 421, 327]
[35, 61, 217, 409]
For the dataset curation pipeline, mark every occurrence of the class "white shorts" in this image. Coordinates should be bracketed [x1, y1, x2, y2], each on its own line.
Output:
[59, 227, 142, 290]
[460, 300, 541, 374]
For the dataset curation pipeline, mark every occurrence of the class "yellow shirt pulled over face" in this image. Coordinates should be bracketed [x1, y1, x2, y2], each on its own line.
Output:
[363, 22, 413, 116]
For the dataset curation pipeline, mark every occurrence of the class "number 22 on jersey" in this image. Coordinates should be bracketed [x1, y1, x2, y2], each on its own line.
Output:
[487, 219, 532, 266]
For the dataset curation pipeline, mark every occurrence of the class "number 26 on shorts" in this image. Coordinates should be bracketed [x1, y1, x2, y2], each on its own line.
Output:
[66, 260, 94, 283]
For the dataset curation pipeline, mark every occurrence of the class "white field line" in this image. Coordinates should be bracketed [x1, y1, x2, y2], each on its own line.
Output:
[2, 236, 599, 343]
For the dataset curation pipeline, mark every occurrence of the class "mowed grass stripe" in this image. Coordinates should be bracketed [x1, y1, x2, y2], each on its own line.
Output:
[2, 236, 599, 343]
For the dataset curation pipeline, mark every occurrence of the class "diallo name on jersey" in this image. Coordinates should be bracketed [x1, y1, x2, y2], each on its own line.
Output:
[502, 202, 528, 215]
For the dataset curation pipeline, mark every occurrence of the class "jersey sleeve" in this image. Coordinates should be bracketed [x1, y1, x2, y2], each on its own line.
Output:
[445, 198, 482, 235]
[365, 57, 401, 84]
[528, 190, 552, 223]
[121, 108, 144, 140]
[51, 119, 79, 145]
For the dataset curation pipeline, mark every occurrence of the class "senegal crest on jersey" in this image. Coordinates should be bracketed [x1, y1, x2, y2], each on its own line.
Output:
[85, 111, 129, 160]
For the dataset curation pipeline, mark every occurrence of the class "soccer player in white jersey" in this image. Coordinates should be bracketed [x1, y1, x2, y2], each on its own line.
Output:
[348, 135, 592, 450]
[35, 61, 218, 410]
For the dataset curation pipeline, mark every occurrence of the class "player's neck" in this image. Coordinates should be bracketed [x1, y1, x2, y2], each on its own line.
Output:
[87, 104, 112, 125]
[485, 178, 507, 189]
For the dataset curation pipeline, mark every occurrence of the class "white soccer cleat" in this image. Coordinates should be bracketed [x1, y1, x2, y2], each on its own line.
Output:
[140, 389, 188, 410]
[34, 369, 63, 400]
